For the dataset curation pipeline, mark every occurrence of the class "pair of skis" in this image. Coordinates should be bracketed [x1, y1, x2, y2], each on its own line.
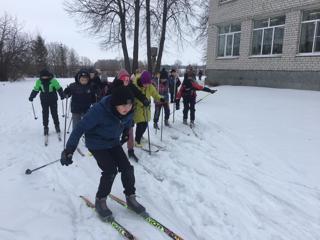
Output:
[80, 194, 184, 240]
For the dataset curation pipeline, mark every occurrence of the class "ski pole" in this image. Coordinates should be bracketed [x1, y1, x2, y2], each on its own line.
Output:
[143, 107, 151, 155]
[66, 116, 72, 134]
[172, 77, 177, 123]
[31, 102, 38, 120]
[160, 106, 164, 142]
[196, 92, 212, 104]
[25, 159, 60, 175]
[61, 99, 65, 118]
[63, 97, 69, 148]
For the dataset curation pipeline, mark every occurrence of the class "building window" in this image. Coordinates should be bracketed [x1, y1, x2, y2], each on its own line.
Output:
[251, 16, 285, 56]
[299, 9, 320, 53]
[217, 24, 241, 57]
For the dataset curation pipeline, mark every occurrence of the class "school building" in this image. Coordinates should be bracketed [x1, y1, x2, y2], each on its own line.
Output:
[206, 0, 320, 90]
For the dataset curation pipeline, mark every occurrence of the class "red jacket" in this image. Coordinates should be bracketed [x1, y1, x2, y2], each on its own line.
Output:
[176, 79, 204, 100]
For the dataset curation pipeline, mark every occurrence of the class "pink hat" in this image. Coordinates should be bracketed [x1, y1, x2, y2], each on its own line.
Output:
[118, 69, 130, 81]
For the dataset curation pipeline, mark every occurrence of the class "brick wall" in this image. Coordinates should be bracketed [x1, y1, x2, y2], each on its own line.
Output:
[206, 0, 320, 72]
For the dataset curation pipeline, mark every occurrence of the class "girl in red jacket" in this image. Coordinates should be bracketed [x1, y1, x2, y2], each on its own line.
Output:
[175, 71, 216, 127]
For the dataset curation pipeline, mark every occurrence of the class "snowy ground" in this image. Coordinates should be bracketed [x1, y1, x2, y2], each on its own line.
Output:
[0, 78, 320, 240]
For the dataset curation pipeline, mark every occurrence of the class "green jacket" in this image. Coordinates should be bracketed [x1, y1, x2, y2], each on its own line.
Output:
[133, 77, 162, 123]
[29, 78, 63, 102]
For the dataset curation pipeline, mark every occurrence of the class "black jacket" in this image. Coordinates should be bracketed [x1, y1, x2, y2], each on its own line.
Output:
[64, 82, 95, 114]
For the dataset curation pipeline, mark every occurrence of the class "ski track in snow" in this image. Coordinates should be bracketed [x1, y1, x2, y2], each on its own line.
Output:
[1, 79, 320, 239]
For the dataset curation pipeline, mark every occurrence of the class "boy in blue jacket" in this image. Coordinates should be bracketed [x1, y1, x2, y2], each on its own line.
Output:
[60, 86, 146, 220]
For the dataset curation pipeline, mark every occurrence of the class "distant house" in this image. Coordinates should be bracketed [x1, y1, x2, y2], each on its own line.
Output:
[206, 0, 320, 90]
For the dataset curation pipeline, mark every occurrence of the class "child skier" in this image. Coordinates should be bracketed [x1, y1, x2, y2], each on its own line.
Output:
[29, 69, 64, 135]
[108, 69, 150, 161]
[176, 70, 216, 127]
[153, 70, 171, 129]
[168, 69, 181, 103]
[133, 71, 164, 146]
[63, 69, 95, 130]
[60, 86, 146, 220]
[88, 67, 103, 102]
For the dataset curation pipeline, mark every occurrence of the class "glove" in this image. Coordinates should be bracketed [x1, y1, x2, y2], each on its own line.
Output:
[29, 96, 33, 102]
[60, 149, 73, 166]
[160, 97, 165, 103]
[120, 128, 130, 145]
[175, 100, 180, 110]
[143, 99, 150, 107]
[210, 89, 217, 94]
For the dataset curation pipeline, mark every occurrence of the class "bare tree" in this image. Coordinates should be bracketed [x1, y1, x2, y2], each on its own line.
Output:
[64, 0, 134, 72]
[0, 13, 31, 81]
[148, 0, 194, 73]
[195, 0, 209, 62]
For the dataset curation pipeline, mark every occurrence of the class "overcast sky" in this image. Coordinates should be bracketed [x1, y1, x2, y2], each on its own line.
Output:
[1, 0, 205, 65]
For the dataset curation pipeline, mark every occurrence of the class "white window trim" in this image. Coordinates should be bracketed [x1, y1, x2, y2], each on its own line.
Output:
[296, 52, 320, 57]
[249, 54, 282, 58]
[300, 17, 320, 53]
[218, 29, 241, 58]
[252, 18, 285, 56]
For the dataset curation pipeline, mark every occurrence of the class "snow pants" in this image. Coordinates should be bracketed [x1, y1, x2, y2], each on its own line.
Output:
[153, 103, 170, 123]
[41, 100, 59, 128]
[90, 145, 136, 199]
[183, 97, 196, 121]
[135, 122, 148, 144]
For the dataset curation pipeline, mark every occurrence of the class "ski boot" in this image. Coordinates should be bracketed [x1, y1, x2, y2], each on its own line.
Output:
[164, 120, 170, 127]
[44, 126, 49, 136]
[126, 194, 146, 215]
[128, 149, 139, 162]
[190, 120, 195, 128]
[95, 197, 113, 221]
[134, 141, 143, 148]
[55, 125, 61, 133]
[153, 122, 160, 130]
[183, 119, 188, 125]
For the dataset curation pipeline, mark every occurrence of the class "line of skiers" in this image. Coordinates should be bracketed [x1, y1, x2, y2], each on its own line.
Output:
[28, 65, 216, 220]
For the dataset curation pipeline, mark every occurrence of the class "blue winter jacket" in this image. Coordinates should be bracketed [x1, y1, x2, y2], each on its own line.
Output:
[66, 96, 133, 151]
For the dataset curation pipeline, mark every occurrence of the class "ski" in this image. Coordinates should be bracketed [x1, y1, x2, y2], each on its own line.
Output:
[141, 146, 160, 153]
[189, 125, 199, 138]
[77, 148, 85, 157]
[79, 196, 138, 240]
[109, 194, 184, 240]
[44, 135, 48, 146]
[137, 162, 164, 182]
[150, 142, 166, 150]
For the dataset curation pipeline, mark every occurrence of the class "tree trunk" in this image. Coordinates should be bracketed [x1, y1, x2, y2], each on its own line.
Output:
[132, 0, 140, 74]
[155, 0, 168, 73]
[146, 0, 152, 73]
[118, 1, 131, 72]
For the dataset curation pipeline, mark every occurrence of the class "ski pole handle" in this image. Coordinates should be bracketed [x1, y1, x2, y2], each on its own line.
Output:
[31, 102, 38, 120]
[25, 159, 60, 175]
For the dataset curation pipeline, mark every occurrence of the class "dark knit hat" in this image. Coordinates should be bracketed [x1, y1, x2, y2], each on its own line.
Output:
[140, 71, 152, 85]
[39, 69, 53, 78]
[76, 69, 90, 82]
[118, 69, 130, 81]
[110, 86, 134, 106]
[160, 69, 168, 79]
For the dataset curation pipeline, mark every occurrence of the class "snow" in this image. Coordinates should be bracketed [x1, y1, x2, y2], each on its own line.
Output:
[1, 78, 320, 240]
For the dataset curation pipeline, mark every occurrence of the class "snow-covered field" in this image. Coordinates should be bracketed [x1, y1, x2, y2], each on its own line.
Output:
[1, 78, 320, 240]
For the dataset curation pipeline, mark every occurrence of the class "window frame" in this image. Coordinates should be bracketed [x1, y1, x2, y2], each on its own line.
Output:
[251, 16, 285, 57]
[217, 24, 241, 58]
[299, 10, 320, 54]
